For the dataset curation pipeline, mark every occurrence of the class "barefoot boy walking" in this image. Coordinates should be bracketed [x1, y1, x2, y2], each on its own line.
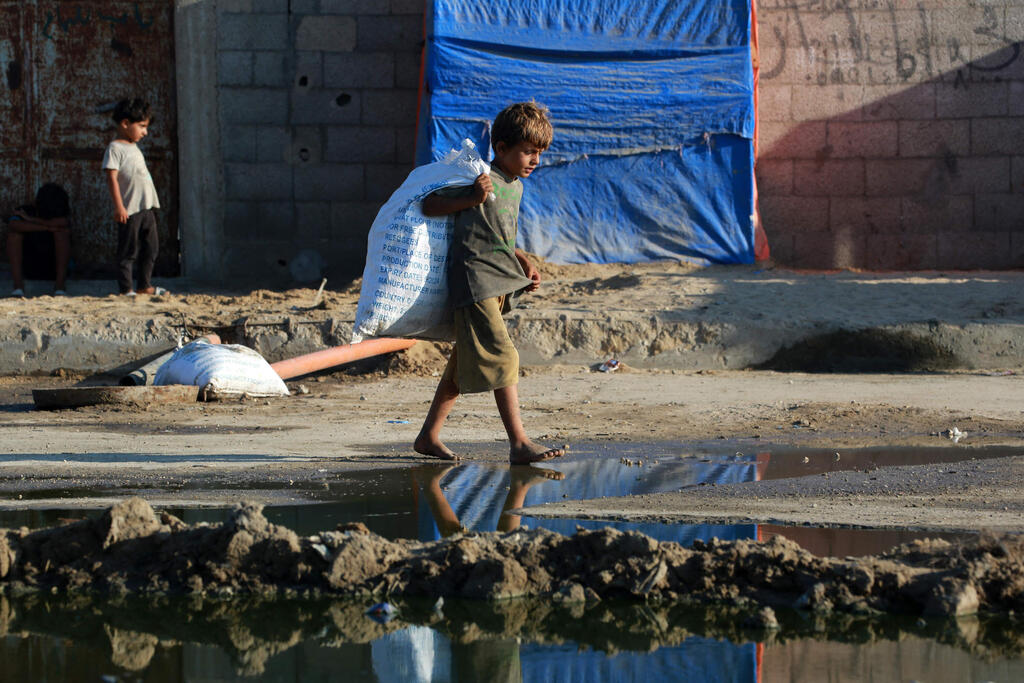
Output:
[414, 102, 565, 464]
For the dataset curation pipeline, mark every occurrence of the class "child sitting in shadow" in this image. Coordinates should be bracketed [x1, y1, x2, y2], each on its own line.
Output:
[4, 182, 71, 297]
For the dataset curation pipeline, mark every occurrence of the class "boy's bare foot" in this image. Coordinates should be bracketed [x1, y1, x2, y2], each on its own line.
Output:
[509, 440, 565, 464]
[414, 434, 460, 461]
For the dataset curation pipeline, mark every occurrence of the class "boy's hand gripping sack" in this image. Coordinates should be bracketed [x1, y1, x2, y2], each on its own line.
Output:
[352, 139, 491, 343]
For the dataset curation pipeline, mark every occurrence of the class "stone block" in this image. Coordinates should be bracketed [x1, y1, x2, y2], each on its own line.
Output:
[220, 89, 289, 125]
[255, 126, 293, 163]
[765, 232, 794, 265]
[288, 127, 324, 165]
[291, 89, 362, 125]
[900, 196, 973, 234]
[970, 41, 1024, 81]
[758, 121, 827, 160]
[366, 163, 413, 201]
[224, 200, 294, 240]
[791, 85, 864, 122]
[1010, 232, 1024, 267]
[898, 120, 970, 157]
[219, 14, 288, 50]
[294, 52, 324, 90]
[322, 0, 389, 13]
[758, 84, 791, 122]
[1013, 156, 1024, 193]
[790, 231, 867, 270]
[222, 125, 257, 162]
[324, 52, 395, 88]
[218, 51, 253, 86]
[297, 16, 357, 52]
[864, 159, 934, 196]
[936, 81, 1008, 118]
[1010, 81, 1024, 117]
[225, 163, 294, 200]
[862, 84, 935, 120]
[254, 52, 291, 88]
[864, 233, 938, 270]
[295, 201, 332, 241]
[395, 50, 422, 89]
[975, 194, 1024, 232]
[826, 121, 898, 158]
[937, 231, 1011, 269]
[395, 126, 418, 165]
[830, 197, 903, 235]
[946, 156, 1011, 195]
[294, 164, 365, 201]
[972, 117, 1024, 156]
[290, 0, 320, 13]
[218, 0, 253, 12]
[793, 159, 865, 196]
[253, 0, 290, 11]
[326, 126, 396, 163]
[758, 196, 829, 235]
[755, 159, 793, 196]
[357, 15, 424, 52]
[361, 89, 419, 127]
[391, 0, 424, 14]
[331, 201, 381, 243]
[222, 241, 292, 282]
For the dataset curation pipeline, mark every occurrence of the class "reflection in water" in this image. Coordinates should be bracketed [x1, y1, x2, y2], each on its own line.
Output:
[2, 593, 1023, 682]
[1, 443, 1019, 679]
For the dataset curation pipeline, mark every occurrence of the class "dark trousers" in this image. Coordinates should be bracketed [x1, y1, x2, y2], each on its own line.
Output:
[116, 209, 158, 293]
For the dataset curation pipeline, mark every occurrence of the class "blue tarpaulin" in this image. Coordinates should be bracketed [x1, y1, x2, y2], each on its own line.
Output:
[417, 0, 756, 265]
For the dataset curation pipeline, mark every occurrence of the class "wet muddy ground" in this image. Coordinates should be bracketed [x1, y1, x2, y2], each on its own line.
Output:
[1, 364, 1024, 679]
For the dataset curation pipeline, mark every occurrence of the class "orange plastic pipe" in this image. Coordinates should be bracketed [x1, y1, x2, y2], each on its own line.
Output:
[271, 338, 417, 380]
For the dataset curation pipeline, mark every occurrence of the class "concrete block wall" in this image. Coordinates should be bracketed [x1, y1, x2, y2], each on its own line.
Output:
[214, 0, 423, 284]
[757, 1, 1024, 269]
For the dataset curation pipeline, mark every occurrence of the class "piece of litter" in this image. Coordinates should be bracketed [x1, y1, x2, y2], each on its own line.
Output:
[942, 426, 966, 443]
[311, 543, 331, 561]
[433, 597, 444, 612]
[598, 359, 620, 373]
[387, 419, 410, 424]
[366, 602, 397, 623]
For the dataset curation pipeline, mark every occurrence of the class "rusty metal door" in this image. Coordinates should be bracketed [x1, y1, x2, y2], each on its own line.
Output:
[0, 0, 178, 280]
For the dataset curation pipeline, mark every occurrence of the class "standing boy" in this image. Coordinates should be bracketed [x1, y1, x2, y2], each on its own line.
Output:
[102, 98, 162, 296]
[414, 102, 564, 464]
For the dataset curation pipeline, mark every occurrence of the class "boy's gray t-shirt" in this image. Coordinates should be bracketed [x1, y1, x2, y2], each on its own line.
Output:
[438, 166, 533, 309]
[102, 140, 160, 216]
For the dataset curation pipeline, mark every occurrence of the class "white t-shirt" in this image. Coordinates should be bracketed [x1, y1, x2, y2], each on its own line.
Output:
[102, 140, 160, 216]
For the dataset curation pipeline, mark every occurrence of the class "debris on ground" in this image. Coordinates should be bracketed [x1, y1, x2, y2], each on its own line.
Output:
[2, 498, 1023, 621]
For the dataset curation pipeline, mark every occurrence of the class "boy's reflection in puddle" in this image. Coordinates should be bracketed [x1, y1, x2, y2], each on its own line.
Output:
[412, 463, 565, 535]
[378, 464, 564, 683]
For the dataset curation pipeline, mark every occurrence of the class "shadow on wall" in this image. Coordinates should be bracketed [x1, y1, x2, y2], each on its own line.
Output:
[757, 43, 1024, 270]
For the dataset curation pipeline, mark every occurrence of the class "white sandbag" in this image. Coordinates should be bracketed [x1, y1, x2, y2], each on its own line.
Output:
[154, 339, 290, 398]
[352, 139, 491, 343]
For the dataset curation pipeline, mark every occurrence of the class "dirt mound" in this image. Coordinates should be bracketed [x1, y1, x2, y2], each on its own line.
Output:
[2, 498, 1024, 621]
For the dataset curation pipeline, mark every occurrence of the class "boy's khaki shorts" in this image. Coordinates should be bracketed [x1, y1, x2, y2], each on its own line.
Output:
[441, 295, 519, 394]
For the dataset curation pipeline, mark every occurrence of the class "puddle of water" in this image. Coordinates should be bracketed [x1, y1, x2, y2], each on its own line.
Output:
[2, 593, 1023, 682]
[2, 443, 1014, 554]
[2, 443, 1022, 680]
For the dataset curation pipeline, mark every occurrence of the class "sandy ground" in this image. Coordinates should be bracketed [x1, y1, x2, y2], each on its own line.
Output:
[1, 363, 1022, 532]
[1, 261, 1023, 536]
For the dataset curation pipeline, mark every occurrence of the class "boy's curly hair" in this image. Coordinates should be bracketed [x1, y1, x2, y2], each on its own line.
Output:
[112, 98, 153, 124]
[491, 102, 553, 153]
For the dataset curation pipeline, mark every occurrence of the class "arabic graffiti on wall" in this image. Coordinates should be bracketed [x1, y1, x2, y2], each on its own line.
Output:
[759, 1, 1023, 86]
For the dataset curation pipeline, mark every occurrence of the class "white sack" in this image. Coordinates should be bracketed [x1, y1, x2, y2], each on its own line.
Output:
[154, 339, 290, 398]
[352, 139, 491, 343]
